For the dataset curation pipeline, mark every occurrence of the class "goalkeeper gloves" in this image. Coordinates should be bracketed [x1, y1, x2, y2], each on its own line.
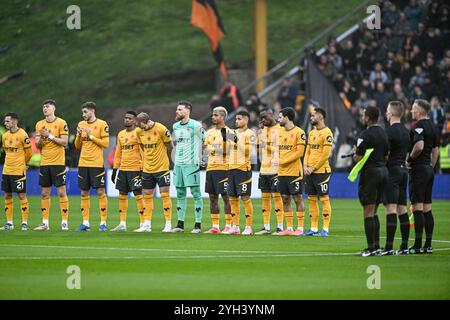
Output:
[111, 169, 117, 183]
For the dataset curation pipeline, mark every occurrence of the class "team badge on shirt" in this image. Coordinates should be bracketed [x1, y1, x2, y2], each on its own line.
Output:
[357, 138, 363, 147]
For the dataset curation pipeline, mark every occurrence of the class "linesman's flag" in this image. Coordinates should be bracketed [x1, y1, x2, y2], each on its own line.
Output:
[191, 0, 228, 80]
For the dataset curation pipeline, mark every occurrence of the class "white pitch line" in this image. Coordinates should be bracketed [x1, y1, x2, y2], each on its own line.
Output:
[0, 252, 360, 260]
[0, 243, 302, 255]
[1, 249, 450, 260]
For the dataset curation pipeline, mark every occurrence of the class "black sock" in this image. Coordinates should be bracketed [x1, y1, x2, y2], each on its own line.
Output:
[398, 213, 410, 250]
[413, 210, 424, 248]
[194, 222, 201, 229]
[385, 213, 397, 251]
[423, 211, 434, 248]
[364, 217, 375, 250]
[373, 215, 380, 250]
[177, 220, 184, 229]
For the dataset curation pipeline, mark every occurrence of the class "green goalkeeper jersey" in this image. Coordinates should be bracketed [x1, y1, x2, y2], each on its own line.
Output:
[172, 119, 205, 166]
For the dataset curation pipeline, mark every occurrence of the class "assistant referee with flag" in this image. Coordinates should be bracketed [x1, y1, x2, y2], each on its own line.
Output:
[353, 106, 389, 257]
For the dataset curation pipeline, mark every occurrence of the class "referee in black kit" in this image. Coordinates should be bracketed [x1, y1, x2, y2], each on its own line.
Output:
[407, 99, 439, 254]
[381, 101, 410, 256]
[353, 106, 389, 257]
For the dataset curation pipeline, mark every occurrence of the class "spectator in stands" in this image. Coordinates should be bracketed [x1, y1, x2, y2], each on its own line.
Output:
[384, 50, 401, 80]
[390, 82, 409, 105]
[404, 0, 425, 31]
[394, 12, 412, 49]
[438, 49, 450, 75]
[355, 41, 370, 74]
[334, 135, 354, 172]
[245, 92, 266, 116]
[341, 39, 356, 72]
[380, 28, 399, 54]
[430, 96, 446, 134]
[209, 93, 223, 111]
[410, 83, 427, 101]
[356, 77, 373, 97]
[369, 62, 389, 87]
[354, 90, 370, 110]
[408, 65, 426, 89]
[220, 81, 243, 113]
[423, 27, 442, 58]
[374, 81, 390, 116]
[277, 78, 298, 108]
[328, 45, 343, 72]
[382, 1, 400, 29]
[409, 44, 424, 68]
[317, 54, 335, 80]
[436, 5, 449, 33]
[400, 61, 414, 87]
[443, 70, 450, 103]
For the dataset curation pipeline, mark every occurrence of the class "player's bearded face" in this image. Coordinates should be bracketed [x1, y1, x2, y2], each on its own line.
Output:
[175, 106, 188, 121]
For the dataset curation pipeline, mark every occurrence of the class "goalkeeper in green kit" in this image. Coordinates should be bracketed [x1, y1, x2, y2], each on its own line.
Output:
[169, 101, 205, 233]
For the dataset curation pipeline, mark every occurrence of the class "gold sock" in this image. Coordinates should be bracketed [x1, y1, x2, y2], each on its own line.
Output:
[285, 211, 293, 229]
[296, 211, 305, 229]
[161, 192, 172, 222]
[41, 197, 50, 222]
[59, 196, 69, 221]
[81, 195, 90, 222]
[19, 198, 29, 224]
[273, 192, 284, 226]
[320, 195, 332, 230]
[225, 213, 232, 226]
[261, 192, 271, 225]
[143, 194, 154, 221]
[135, 195, 145, 224]
[119, 194, 128, 223]
[243, 198, 253, 227]
[98, 194, 108, 224]
[211, 213, 220, 226]
[308, 196, 319, 230]
[5, 198, 13, 222]
[230, 197, 240, 226]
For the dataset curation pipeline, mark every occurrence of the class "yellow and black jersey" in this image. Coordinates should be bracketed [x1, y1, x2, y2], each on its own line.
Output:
[278, 126, 306, 177]
[258, 124, 280, 175]
[75, 118, 109, 168]
[114, 128, 142, 171]
[228, 128, 256, 171]
[2, 129, 32, 175]
[304, 126, 334, 173]
[35, 117, 68, 166]
[136, 122, 172, 173]
[204, 126, 230, 171]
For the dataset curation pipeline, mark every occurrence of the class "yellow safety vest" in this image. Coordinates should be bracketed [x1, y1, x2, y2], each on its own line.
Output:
[440, 145, 450, 169]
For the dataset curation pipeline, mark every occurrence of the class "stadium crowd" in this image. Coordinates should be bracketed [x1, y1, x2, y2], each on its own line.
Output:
[298, 0, 450, 170]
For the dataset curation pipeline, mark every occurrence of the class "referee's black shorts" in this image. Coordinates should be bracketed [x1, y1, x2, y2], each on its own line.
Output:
[358, 167, 388, 206]
[409, 164, 434, 204]
[383, 165, 408, 206]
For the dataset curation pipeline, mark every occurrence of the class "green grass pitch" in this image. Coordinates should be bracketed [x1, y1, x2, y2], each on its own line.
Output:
[0, 196, 449, 299]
